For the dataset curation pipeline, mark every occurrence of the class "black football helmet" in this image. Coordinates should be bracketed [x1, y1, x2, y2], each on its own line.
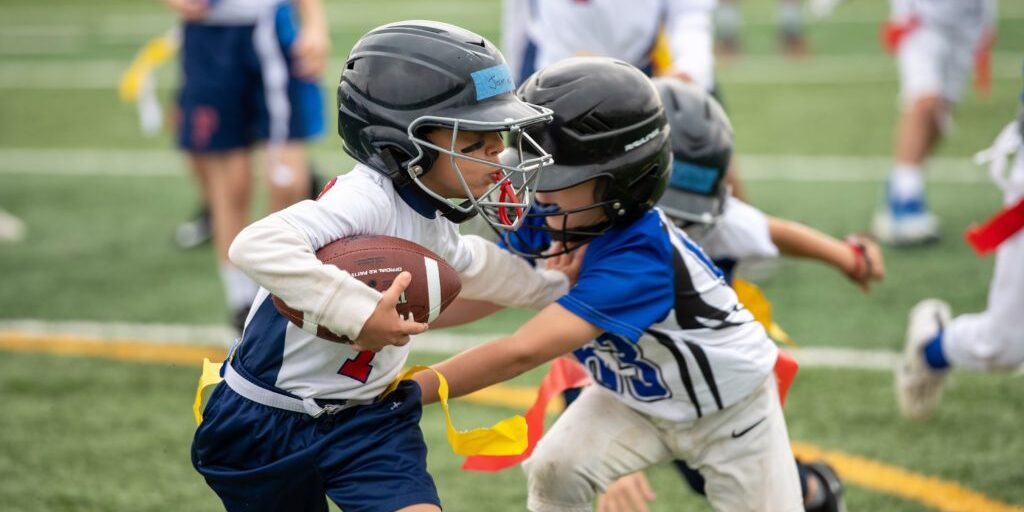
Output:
[505, 57, 671, 256]
[653, 77, 733, 227]
[337, 20, 553, 229]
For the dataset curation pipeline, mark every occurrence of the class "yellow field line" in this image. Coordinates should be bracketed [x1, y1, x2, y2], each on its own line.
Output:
[791, 442, 1023, 512]
[2, 331, 1021, 512]
[0, 330, 227, 365]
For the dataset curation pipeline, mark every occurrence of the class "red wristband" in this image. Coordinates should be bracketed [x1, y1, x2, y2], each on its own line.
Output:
[846, 238, 868, 280]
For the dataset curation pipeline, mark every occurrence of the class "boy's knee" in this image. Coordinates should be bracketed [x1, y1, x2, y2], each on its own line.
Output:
[523, 451, 595, 506]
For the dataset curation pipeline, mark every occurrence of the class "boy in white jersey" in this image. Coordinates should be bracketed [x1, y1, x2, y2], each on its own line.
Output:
[597, 78, 887, 512]
[872, 0, 997, 245]
[414, 57, 803, 512]
[191, 21, 577, 512]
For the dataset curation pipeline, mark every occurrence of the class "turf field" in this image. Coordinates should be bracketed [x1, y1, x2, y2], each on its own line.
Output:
[1, 1, 1022, 511]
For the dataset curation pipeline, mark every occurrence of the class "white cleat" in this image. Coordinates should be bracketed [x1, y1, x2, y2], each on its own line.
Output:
[895, 299, 952, 421]
[0, 208, 26, 242]
[871, 206, 940, 246]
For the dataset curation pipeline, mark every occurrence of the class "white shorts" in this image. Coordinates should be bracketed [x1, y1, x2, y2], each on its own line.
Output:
[945, 150, 1024, 370]
[523, 377, 802, 512]
[898, 22, 984, 105]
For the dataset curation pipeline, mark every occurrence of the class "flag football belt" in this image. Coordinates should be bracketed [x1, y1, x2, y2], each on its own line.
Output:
[194, 359, 529, 457]
[223, 363, 375, 418]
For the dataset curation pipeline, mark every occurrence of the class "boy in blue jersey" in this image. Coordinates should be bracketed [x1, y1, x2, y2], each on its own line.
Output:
[192, 21, 577, 512]
[415, 57, 803, 512]
[595, 78, 885, 512]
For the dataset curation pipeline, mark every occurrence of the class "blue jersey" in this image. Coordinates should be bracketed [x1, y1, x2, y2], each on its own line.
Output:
[513, 208, 776, 421]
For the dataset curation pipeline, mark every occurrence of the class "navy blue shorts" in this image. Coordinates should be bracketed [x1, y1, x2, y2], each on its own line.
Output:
[192, 381, 440, 512]
[177, 4, 323, 153]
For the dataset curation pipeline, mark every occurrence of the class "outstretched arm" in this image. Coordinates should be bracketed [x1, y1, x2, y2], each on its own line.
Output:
[767, 216, 885, 292]
[430, 298, 505, 329]
[413, 303, 601, 404]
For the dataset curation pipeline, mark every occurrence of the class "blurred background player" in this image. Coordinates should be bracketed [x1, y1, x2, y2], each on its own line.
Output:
[595, 77, 885, 512]
[871, 0, 997, 245]
[502, 0, 749, 201]
[895, 96, 1024, 421]
[161, 0, 328, 330]
[715, 0, 809, 58]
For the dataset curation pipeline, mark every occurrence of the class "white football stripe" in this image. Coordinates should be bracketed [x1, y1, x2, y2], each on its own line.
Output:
[301, 314, 318, 336]
[424, 257, 441, 323]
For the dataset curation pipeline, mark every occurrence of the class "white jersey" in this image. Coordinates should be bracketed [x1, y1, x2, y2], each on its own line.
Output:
[202, 0, 286, 25]
[891, 0, 995, 30]
[689, 196, 779, 264]
[228, 164, 568, 402]
[512, 0, 717, 89]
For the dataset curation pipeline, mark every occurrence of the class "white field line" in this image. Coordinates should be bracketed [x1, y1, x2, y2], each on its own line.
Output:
[0, 53, 1022, 88]
[0, 318, 903, 371]
[0, 147, 996, 184]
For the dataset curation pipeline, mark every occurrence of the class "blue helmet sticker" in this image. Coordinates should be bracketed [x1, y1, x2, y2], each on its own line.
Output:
[472, 64, 515, 101]
[670, 160, 721, 195]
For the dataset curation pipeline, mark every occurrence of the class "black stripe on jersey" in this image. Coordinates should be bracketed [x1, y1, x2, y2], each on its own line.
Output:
[648, 328, 703, 418]
[684, 341, 724, 411]
[662, 223, 742, 330]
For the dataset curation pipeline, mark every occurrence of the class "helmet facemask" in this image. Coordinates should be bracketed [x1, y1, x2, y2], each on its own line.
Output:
[405, 109, 553, 231]
[500, 198, 616, 259]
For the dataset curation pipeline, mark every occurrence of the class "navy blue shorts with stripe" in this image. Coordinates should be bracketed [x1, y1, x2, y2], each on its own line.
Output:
[177, 4, 323, 153]
[192, 380, 440, 512]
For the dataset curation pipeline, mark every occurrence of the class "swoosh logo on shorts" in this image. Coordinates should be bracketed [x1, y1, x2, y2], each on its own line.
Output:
[731, 416, 767, 438]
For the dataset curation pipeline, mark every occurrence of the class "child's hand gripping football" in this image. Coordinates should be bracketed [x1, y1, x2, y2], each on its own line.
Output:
[353, 272, 429, 352]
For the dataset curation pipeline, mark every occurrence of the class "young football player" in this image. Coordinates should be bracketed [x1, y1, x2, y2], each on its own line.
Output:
[191, 21, 577, 512]
[896, 98, 1024, 420]
[595, 77, 887, 512]
[415, 57, 804, 512]
[872, 0, 997, 245]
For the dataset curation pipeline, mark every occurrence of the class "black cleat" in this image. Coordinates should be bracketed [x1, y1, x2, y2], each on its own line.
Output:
[805, 461, 846, 512]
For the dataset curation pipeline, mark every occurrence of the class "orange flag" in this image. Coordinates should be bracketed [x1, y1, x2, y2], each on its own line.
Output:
[462, 357, 591, 472]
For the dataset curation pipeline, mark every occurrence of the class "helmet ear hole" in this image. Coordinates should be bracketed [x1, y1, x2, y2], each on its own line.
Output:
[359, 126, 437, 183]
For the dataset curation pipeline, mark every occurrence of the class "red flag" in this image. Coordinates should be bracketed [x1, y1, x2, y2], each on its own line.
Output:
[774, 349, 799, 407]
[965, 198, 1024, 256]
[881, 17, 920, 54]
[974, 30, 996, 97]
[462, 357, 591, 472]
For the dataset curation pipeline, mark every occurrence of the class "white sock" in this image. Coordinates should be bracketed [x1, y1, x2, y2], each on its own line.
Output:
[220, 263, 259, 312]
[889, 164, 924, 201]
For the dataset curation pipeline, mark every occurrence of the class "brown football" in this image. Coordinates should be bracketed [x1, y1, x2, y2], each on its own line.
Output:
[272, 235, 462, 343]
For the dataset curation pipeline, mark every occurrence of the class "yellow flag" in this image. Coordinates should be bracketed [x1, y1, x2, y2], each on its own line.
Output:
[192, 358, 225, 425]
[387, 366, 528, 456]
[119, 30, 179, 103]
[733, 278, 797, 347]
